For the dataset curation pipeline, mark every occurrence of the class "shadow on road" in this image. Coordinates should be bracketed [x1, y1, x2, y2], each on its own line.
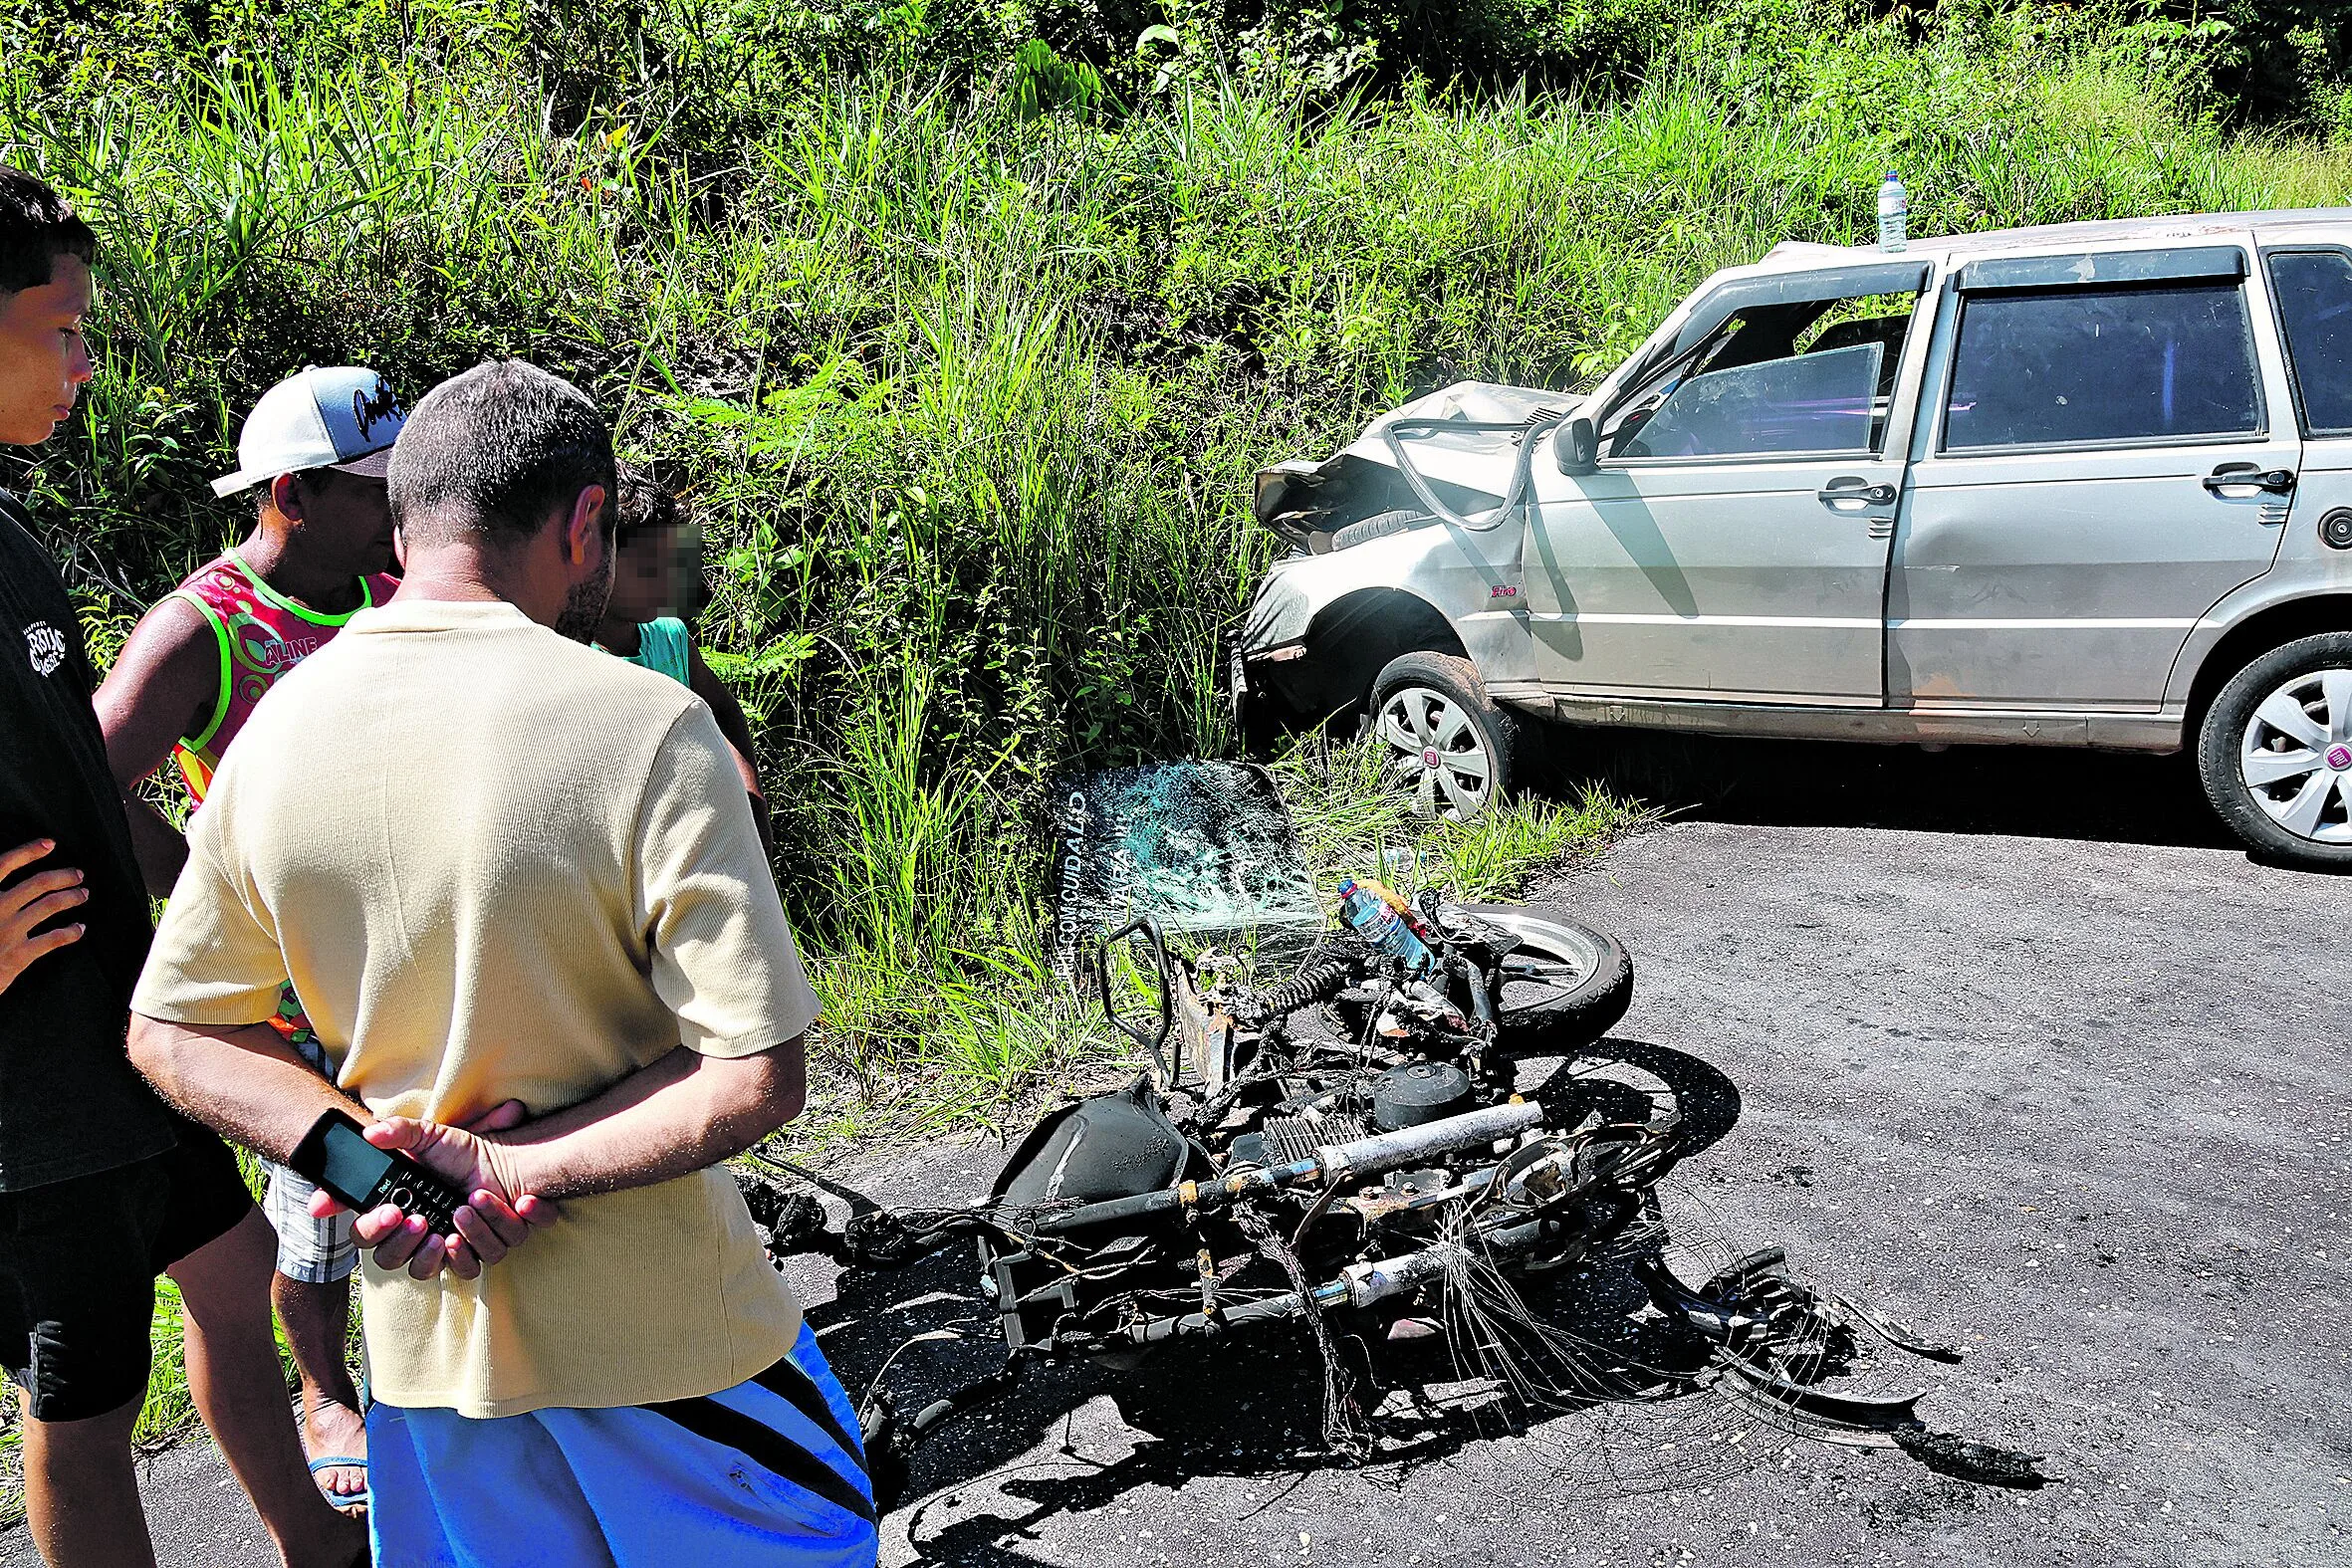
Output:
[1530, 728, 2232, 851]
[1540, 1039, 1743, 1159]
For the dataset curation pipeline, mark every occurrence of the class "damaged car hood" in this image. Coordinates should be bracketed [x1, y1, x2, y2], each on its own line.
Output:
[1257, 380, 1584, 539]
[1340, 380, 1582, 465]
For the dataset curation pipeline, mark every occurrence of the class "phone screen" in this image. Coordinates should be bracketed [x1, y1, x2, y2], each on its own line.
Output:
[318, 1120, 397, 1205]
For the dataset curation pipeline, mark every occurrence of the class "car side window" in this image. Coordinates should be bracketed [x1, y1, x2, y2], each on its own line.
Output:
[1942, 282, 2261, 451]
[2265, 250, 2352, 436]
[1605, 291, 1915, 462]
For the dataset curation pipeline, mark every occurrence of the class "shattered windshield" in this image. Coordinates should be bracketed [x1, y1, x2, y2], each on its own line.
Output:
[1051, 761, 1323, 986]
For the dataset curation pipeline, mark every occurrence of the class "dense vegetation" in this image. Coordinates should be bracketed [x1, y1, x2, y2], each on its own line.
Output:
[1, 0, 2348, 1133]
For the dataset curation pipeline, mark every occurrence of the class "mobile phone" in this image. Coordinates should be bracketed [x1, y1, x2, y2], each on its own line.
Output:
[290, 1109, 470, 1239]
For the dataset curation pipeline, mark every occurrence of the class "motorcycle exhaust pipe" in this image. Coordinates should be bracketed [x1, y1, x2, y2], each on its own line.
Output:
[1339, 1215, 1549, 1308]
[1119, 1212, 1556, 1344]
[1314, 1100, 1542, 1182]
[1028, 1099, 1546, 1238]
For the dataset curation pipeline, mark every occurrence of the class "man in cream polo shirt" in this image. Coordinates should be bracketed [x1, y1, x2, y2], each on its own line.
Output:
[124, 360, 875, 1568]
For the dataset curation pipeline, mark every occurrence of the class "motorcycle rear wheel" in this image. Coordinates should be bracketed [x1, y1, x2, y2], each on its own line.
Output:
[1331, 905, 1633, 1050]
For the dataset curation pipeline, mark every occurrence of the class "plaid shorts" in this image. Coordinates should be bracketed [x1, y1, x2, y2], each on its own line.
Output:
[259, 1024, 358, 1285]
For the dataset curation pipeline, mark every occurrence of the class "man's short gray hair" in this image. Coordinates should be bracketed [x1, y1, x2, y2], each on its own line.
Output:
[388, 360, 615, 547]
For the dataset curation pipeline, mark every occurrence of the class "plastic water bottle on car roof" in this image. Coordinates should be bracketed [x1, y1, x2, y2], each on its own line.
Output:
[1878, 170, 1907, 253]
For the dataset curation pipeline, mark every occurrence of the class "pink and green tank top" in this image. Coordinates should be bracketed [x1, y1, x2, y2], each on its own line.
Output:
[165, 553, 394, 1057]
[167, 552, 398, 803]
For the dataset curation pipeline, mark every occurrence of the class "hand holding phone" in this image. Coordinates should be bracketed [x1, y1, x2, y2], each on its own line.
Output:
[293, 1108, 555, 1280]
[292, 1109, 470, 1238]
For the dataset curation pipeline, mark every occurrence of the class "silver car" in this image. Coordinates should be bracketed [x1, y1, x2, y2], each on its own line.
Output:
[1235, 208, 2352, 869]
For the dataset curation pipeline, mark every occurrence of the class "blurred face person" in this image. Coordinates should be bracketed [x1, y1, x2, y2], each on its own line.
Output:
[588, 468, 773, 855]
[598, 476, 703, 632]
[0, 248, 93, 445]
[603, 513, 699, 625]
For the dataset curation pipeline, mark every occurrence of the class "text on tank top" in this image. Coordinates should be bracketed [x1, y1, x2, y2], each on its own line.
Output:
[167, 552, 398, 804]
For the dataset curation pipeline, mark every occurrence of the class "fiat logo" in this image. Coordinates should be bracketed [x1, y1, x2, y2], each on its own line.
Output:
[1422, 749, 1441, 769]
[2328, 744, 2352, 772]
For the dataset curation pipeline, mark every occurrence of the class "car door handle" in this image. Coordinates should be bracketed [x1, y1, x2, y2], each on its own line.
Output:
[2203, 463, 2296, 495]
[1818, 479, 1897, 509]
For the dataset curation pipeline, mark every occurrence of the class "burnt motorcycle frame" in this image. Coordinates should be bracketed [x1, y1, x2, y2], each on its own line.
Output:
[810, 912, 2039, 1502]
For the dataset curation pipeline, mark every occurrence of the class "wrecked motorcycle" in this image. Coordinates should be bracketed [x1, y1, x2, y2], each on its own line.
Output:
[753, 902, 2040, 1500]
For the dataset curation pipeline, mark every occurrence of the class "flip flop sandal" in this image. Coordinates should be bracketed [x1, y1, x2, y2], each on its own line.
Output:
[309, 1456, 370, 1514]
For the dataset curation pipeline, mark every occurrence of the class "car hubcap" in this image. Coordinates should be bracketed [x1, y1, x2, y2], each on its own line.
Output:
[2238, 667, 2352, 844]
[1377, 687, 1494, 822]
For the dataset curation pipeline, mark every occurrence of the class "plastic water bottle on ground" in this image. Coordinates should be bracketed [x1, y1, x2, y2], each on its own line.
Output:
[1364, 876, 1440, 947]
[1877, 170, 1907, 253]
[1337, 877, 1432, 972]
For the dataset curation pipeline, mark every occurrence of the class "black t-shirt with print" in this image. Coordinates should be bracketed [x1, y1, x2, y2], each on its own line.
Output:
[0, 492, 175, 1189]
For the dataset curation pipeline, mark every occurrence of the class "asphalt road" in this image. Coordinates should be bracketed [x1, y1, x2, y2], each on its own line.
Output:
[13, 746, 2350, 1567]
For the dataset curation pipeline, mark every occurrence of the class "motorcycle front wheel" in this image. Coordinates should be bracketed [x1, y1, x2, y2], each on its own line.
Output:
[1453, 903, 1633, 1049]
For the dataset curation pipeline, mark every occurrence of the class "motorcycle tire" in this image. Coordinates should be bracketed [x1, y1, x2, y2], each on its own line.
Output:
[1456, 903, 1633, 1049]
[1331, 905, 1633, 1051]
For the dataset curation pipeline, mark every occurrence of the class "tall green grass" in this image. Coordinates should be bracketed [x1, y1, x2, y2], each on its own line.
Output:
[1275, 735, 1653, 901]
[1, 3, 2347, 1129]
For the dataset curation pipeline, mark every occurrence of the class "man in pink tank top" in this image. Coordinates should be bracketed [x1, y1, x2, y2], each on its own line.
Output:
[94, 365, 406, 1516]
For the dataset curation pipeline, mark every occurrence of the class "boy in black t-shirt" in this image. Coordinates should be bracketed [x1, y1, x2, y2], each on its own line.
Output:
[0, 168, 363, 1567]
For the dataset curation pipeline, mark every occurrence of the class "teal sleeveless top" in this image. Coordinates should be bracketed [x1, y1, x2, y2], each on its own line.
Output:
[609, 616, 689, 686]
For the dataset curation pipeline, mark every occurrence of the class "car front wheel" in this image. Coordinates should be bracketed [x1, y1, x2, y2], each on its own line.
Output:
[1369, 651, 1517, 822]
[2197, 631, 2352, 870]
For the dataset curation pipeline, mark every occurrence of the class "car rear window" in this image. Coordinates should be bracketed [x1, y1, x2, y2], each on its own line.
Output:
[1943, 282, 2261, 451]
[2266, 250, 2352, 436]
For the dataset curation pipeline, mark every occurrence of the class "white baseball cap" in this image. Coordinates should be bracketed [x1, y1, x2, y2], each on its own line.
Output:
[211, 366, 407, 498]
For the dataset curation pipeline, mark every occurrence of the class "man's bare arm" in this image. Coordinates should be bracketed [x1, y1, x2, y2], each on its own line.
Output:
[684, 643, 775, 859]
[302, 1041, 803, 1270]
[479, 1034, 807, 1204]
[128, 1014, 549, 1279]
[126, 1013, 350, 1162]
[94, 597, 217, 897]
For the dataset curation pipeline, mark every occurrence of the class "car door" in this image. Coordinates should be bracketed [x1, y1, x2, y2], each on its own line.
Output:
[1890, 242, 2297, 713]
[2261, 239, 2352, 573]
[1526, 260, 1930, 704]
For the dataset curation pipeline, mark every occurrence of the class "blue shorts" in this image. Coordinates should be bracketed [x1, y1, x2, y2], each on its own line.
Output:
[366, 1322, 878, 1568]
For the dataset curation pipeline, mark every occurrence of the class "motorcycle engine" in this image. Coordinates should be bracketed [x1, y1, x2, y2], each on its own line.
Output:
[1370, 1061, 1474, 1130]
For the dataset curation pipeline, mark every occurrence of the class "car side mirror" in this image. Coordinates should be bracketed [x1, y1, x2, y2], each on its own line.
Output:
[1554, 414, 1598, 476]
[1551, 411, 1608, 472]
